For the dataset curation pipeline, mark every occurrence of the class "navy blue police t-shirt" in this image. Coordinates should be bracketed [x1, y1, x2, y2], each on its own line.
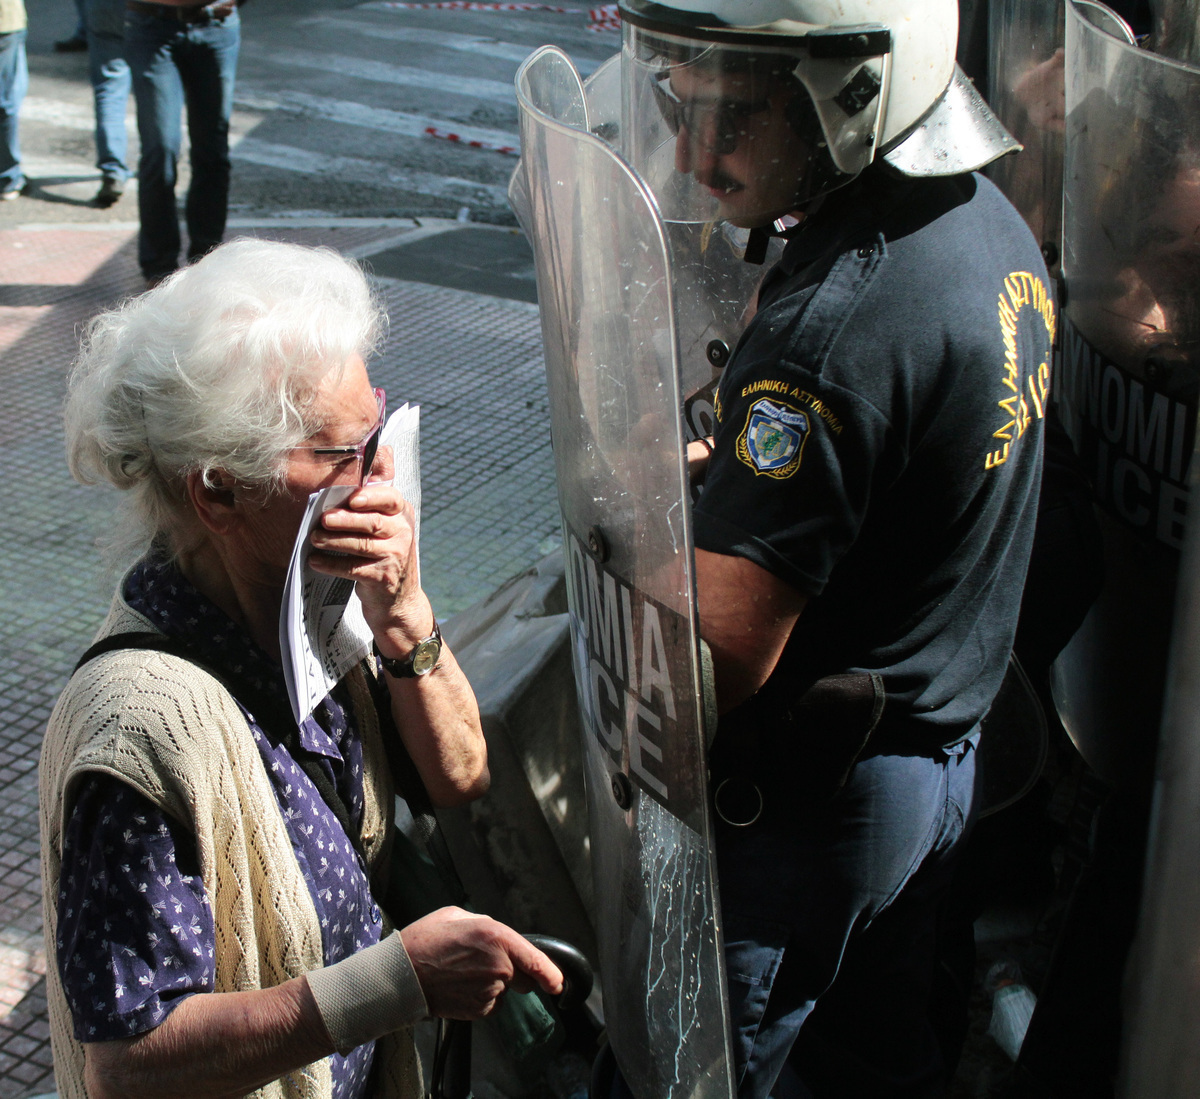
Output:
[694, 170, 1054, 747]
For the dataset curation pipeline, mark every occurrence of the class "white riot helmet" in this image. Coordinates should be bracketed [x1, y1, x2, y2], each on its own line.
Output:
[619, 0, 1019, 225]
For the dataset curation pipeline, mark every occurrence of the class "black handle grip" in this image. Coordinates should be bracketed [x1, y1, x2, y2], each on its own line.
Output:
[524, 934, 594, 1011]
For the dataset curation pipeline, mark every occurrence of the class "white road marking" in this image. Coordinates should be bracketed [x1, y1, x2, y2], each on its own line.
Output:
[240, 43, 516, 102]
[24, 86, 516, 155]
[234, 87, 520, 149]
[310, 15, 537, 63]
[19, 97, 99, 131]
[231, 137, 510, 203]
[20, 94, 261, 140]
[307, 15, 601, 73]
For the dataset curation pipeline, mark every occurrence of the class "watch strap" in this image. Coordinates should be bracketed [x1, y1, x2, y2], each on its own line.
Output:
[373, 620, 442, 678]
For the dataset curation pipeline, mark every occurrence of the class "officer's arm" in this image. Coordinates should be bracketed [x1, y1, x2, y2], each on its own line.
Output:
[695, 548, 807, 714]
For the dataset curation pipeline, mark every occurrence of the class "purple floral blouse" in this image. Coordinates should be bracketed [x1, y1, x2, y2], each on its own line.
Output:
[55, 555, 385, 1097]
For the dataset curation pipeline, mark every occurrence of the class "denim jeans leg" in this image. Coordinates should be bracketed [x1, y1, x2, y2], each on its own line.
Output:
[126, 12, 184, 278]
[0, 29, 27, 193]
[787, 741, 979, 1099]
[178, 11, 239, 261]
[87, 28, 130, 179]
[716, 739, 979, 1099]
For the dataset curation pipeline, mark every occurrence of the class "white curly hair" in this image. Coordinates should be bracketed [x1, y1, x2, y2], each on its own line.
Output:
[64, 238, 387, 561]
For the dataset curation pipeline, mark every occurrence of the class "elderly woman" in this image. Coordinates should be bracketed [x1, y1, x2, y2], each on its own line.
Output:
[39, 239, 561, 1099]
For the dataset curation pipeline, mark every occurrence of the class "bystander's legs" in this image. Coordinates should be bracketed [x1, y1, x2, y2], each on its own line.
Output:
[87, 0, 131, 206]
[126, 10, 184, 279]
[126, 8, 239, 281]
[0, 26, 27, 198]
[177, 12, 239, 261]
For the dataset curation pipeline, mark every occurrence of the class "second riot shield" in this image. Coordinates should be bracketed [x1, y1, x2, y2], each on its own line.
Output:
[509, 46, 736, 1099]
[985, 0, 1134, 273]
[986, 0, 1066, 267]
[1052, 1, 1200, 787]
[1051, 7, 1200, 1092]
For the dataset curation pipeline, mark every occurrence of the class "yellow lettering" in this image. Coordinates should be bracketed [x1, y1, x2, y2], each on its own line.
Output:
[740, 379, 789, 398]
[998, 297, 1018, 333]
[1027, 367, 1046, 420]
[987, 272, 1058, 470]
[1005, 275, 1029, 312]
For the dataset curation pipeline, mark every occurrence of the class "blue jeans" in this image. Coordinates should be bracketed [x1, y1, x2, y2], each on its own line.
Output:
[717, 736, 979, 1099]
[125, 6, 240, 278]
[0, 28, 27, 194]
[87, 0, 131, 179]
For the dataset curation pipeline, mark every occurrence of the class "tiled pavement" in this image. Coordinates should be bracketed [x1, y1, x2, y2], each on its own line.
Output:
[0, 219, 558, 1097]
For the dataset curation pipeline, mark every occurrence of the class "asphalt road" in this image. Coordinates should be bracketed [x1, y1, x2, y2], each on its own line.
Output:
[4, 0, 619, 227]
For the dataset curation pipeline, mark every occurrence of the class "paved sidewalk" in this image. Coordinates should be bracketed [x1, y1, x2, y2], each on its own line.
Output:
[0, 218, 558, 1098]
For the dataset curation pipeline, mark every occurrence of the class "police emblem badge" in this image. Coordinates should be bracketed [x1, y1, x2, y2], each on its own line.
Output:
[737, 397, 810, 479]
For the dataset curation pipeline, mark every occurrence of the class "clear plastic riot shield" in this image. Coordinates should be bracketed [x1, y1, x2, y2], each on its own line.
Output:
[986, 0, 1135, 273]
[1152, 0, 1200, 68]
[1051, 2, 1200, 789]
[986, 0, 1066, 266]
[509, 46, 736, 1099]
[1051, 6, 1200, 1093]
[1121, 436, 1200, 1095]
[578, 52, 784, 443]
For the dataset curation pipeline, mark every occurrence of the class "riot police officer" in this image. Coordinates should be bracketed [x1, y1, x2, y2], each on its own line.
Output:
[615, 1, 1055, 1095]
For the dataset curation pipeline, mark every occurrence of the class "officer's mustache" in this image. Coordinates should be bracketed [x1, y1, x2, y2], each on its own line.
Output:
[693, 165, 743, 194]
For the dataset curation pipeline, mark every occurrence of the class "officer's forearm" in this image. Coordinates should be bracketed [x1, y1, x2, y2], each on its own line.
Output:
[695, 547, 806, 713]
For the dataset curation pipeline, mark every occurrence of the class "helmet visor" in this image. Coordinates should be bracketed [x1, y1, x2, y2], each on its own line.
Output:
[622, 22, 890, 225]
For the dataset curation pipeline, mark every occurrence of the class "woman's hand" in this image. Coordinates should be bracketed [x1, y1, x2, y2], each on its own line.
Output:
[306, 473, 489, 806]
[402, 908, 564, 1020]
[307, 476, 430, 650]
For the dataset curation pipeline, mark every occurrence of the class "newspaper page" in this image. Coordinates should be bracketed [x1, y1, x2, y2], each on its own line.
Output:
[280, 403, 421, 723]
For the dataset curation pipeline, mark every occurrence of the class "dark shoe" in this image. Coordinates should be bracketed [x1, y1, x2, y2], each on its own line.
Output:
[54, 35, 88, 52]
[0, 178, 29, 201]
[94, 175, 125, 208]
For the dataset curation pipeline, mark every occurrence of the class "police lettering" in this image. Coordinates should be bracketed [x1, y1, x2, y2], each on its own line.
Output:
[988, 271, 1055, 469]
[1057, 320, 1195, 550]
[739, 379, 844, 434]
[565, 531, 681, 804]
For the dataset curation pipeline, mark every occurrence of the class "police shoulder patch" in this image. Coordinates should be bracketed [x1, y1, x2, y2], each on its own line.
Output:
[736, 397, 810, 479]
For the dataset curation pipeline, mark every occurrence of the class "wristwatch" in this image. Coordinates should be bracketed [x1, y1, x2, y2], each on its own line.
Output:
[374, 621, 443, 678]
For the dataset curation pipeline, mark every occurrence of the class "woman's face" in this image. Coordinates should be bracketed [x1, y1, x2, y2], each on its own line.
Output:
[227, 354, 392, 588]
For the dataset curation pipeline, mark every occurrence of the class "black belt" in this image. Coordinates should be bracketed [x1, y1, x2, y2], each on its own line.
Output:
[126, 0, 236, 24]
[709, 671, 887, 825]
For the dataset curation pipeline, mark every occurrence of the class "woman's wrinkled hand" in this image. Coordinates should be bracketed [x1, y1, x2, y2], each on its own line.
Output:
[307, 473, 429, 645]
[401, 907, 564, 1020]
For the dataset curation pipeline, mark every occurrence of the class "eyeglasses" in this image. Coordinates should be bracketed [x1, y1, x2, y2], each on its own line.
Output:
[652, 73, 772, 155]
[296, 387, 386, 487]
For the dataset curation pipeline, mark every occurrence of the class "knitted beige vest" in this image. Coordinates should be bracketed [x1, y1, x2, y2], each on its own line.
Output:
[39, 594, 423, 1099]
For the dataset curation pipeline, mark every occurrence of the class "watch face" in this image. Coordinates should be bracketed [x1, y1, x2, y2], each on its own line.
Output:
[412, 638, 441, 675]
